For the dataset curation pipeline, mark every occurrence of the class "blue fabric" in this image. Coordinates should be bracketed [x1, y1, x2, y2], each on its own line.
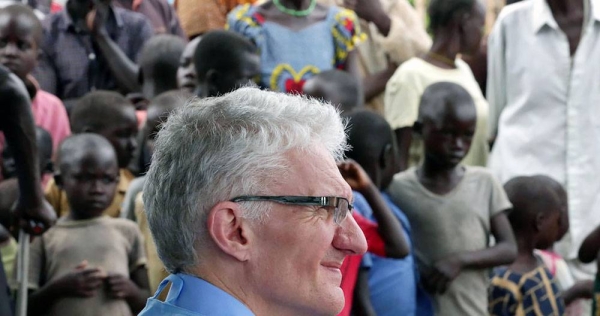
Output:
[353, 192, 432, 316]
[489, 265, 566, 316]
[227, 5, 363, 93]
[139, 274, 255, 316]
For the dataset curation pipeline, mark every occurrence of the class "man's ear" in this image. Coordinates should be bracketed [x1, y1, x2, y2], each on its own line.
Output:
[206, 201, 252, 262]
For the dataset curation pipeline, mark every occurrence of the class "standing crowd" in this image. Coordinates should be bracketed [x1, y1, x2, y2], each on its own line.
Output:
[0, 0, 599, 315]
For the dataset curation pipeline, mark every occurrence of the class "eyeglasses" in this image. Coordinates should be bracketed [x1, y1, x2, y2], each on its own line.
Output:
[230, 196, 353, 225]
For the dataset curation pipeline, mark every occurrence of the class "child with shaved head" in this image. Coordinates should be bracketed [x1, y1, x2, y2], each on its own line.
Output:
[24, 134, 149, 316]
[45, 91, 138, 218]
[387, 82, 517, 316]
[488, 175, 593, 315]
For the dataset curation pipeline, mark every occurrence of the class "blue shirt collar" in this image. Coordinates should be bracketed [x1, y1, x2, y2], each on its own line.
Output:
[166, 273, 255, 316]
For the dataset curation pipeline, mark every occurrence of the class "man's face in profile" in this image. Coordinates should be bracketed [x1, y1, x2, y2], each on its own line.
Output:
[244, 145, 367, 315]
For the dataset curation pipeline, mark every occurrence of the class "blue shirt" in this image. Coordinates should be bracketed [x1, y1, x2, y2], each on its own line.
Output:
[353, 192, 432, 316]
[139, 273, 255, 316]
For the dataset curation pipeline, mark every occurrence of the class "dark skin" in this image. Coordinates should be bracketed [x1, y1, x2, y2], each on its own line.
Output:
[547, 0, 584, 56]
[415, 102, 516, 294]
[302, 77, 361, 113]
[394, 2, 485, 171]
[343, 0, 397, 102]
[0, 13, 39, 82]
[0, 65, 56, 235]
[177, 37, 201, 94]
[28, 148, 149, 315]
[256, 0, 361, 78]
[197, 52, 261, 98]
[338, 160, 408, 259]
[579, 225, 600, 264]
[66, 0, 140, 93]
[82, 106, 138, 169]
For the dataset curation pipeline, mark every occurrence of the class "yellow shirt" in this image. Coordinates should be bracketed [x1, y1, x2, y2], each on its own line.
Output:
[134, 192, 169, 298]
[44, 169, 135, 218]
[384, 57, 490, 167]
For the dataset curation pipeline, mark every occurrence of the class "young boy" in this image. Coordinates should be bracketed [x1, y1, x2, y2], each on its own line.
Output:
[138, 34, 186, 101]
[489, 175, 567, 315]
[24, 133, 149, 316]
[345, 109, 432, 316]
[0, 4, 70, 158]
[387, 82, 517, 316]
[45, 90, 138, 217]
[302, 69, 364, 114]
[194, 30, 260, 98]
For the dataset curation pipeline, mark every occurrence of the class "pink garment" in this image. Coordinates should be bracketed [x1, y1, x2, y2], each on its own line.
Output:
[0, 87, 70, 186]
[31, 90, 71, 154]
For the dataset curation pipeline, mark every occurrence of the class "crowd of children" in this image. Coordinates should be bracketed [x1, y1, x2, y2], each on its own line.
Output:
[0, 0, 599, 315]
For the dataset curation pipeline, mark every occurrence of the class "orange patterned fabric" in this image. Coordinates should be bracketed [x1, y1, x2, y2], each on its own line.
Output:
[174, 0, 255, 38]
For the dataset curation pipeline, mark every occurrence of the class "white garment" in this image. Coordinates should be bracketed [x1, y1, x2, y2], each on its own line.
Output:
[487, 0, 600, 271]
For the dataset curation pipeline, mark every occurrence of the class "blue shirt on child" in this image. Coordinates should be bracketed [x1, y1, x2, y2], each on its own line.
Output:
[353, 192, 432, 316]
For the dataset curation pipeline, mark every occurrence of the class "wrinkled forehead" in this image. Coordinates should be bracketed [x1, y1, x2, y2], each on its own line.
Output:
[274, 146, 351, 200]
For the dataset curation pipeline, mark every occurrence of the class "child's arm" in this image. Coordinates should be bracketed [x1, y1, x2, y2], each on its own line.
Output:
[561, 280, 593, 306]
[338, 160, 409, 258]
[0, 66, 56, 234]
[106, 266, 150, 314]
[427, 211, 517, 294]
[28, 261, 105, 315]
[578, 225, 600, 263]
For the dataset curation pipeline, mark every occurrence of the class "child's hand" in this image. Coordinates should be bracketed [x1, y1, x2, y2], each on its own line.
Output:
[106, 273, 138, 300]
[337, 160, 374, 193]
[57, 261, 106, 297]
[426, 256, 463, 294]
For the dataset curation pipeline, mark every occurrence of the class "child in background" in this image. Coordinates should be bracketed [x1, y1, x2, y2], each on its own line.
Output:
[345, 109, 432, 316]
[24, 134, 149, 316]
[490, 175, 592, 316]
[45, 91, 138, 218]
[177, 37, 202, 94]
[387, 82, 517, 316]
[193, 30, 260, 98]
[302, 70, 364, 114]
[138, 34, 186, 101]
[121, 90, 192, 294]
[0, 4, 70, 162]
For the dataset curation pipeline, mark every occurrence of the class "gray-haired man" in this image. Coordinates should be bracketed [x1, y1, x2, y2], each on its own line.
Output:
[140, 87, 368, 315]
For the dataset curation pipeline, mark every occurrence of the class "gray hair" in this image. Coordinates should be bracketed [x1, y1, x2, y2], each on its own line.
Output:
[143, 87, 348, 273]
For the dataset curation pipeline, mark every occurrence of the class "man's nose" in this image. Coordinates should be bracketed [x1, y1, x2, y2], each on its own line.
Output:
[331, 212, 368, 256]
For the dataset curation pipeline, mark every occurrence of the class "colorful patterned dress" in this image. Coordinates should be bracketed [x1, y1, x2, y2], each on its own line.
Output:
[226, 4, 365, 93]
[489, 264, 566, 316]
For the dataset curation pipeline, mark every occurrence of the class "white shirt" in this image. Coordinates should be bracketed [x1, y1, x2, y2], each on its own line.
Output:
[487, 0, 600, 263]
